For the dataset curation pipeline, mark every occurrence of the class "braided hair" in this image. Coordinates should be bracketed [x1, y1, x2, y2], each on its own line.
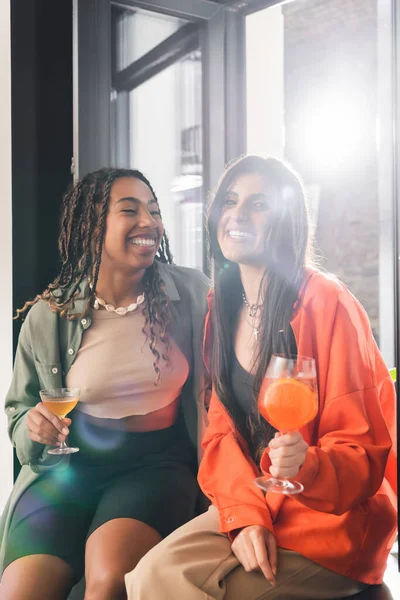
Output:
[16, 167, 174, 381]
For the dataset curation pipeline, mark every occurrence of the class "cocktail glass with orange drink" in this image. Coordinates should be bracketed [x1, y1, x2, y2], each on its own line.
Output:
[39, 387, 80, 455]
[255, 355, 318, 495]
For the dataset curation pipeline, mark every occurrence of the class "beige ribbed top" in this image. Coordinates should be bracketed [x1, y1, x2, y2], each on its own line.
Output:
[66, 304, 189, 419]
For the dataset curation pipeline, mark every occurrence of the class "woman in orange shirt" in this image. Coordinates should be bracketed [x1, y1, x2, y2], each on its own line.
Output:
[126, 155, 397, 599]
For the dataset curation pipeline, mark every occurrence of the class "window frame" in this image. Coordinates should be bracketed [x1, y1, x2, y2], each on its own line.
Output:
[74, 0, 247, 271]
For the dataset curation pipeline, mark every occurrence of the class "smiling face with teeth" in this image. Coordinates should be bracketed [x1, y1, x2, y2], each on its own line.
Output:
[101, 176, 164, 273]
[216, 172, 272, 267]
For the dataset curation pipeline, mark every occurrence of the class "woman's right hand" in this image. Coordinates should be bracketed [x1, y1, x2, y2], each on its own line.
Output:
[26, 402, 71, 446]
[231, 525, 277, 587]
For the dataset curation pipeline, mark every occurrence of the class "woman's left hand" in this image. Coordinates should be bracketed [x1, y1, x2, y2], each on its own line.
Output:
[268, 431, 308, 479]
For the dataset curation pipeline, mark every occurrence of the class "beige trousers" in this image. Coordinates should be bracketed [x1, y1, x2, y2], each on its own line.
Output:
[125, 505, 367, 600]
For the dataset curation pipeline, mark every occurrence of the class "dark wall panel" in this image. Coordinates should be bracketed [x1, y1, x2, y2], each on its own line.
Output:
[11, 0, 73, 478]
[36, 0, 74, 292]
[11, 0, 73, 342]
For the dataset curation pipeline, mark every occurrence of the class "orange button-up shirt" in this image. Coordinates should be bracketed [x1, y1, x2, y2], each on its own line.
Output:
[199, 270, 397, 585]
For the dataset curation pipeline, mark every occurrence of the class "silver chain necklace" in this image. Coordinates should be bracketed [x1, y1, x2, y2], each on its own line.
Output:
[242, 291, 263, 318]
[242, 291, 263, 341]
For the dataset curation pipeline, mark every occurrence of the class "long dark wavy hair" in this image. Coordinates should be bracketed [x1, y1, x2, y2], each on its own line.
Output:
[16, 167, 173, 380]
[207, 155, 313, 460]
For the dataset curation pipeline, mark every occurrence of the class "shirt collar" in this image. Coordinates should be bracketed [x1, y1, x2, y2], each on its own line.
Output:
[67, 280, 90, 315]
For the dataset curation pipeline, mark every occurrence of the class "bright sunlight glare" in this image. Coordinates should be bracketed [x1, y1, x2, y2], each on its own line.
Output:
[297, 94, 367, 170]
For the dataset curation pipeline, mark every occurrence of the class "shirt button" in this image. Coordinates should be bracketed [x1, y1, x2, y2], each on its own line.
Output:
[51, 367, 58, 374]
[225, 516, 235, 524]
[81, 318, 87, 326]
[68, 348, 74, 355]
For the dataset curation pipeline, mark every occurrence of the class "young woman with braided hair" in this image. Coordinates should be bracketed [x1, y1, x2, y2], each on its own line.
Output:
[0, 168, 210, 600]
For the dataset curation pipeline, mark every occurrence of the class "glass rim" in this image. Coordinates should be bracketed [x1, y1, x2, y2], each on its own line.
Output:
[271, 354, 315, 363]
[39, 387, 80, 397]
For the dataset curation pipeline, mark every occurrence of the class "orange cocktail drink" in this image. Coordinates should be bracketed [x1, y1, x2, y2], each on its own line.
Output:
[259, 377, 317, 432]
[40, 387, 81, 455]
[42, 397, 78, 419]
[255, 355, 318, 495]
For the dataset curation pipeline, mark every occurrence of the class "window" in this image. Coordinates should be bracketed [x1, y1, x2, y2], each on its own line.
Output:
[246, 0, 395, 367]
[111, 4, 204, 268]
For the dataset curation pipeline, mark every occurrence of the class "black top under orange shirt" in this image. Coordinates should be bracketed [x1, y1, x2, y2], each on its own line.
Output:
[230, 325, 298, 416]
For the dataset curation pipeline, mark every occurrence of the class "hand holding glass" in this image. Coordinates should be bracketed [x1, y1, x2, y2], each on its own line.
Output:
[255, 355, 318, 495]
[39, 387, 80, 455]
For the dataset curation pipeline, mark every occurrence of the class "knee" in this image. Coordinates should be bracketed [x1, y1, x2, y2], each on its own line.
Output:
[85, 567, 126, 600]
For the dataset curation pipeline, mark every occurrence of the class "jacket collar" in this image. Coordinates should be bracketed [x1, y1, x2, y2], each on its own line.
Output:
[157, 262, 180, 301]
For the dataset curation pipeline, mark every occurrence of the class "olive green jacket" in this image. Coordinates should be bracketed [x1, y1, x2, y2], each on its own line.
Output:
[0, 263, 210, 573]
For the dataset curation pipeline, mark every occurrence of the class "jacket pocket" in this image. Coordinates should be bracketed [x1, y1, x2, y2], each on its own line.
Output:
[34, 361, 63, 391]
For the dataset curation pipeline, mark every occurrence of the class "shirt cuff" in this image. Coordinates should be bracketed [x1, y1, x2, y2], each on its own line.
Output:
[217, 503, 274, 542]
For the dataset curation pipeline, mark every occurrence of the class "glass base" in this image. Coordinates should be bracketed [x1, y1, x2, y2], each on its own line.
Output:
[255, 476, 304, 495]
[48, 446, 79, 455]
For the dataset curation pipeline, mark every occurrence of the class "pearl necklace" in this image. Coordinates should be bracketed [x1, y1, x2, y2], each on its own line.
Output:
[93, 293, 145, 316]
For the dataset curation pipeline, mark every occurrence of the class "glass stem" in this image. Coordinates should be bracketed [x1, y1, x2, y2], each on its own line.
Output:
[58, 416, 68, 449]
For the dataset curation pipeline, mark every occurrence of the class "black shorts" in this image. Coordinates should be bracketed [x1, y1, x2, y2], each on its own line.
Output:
[4, 412, 198, 582]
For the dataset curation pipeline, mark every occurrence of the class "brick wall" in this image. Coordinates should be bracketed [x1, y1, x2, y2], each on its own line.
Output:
[283, 0, 379, 338]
